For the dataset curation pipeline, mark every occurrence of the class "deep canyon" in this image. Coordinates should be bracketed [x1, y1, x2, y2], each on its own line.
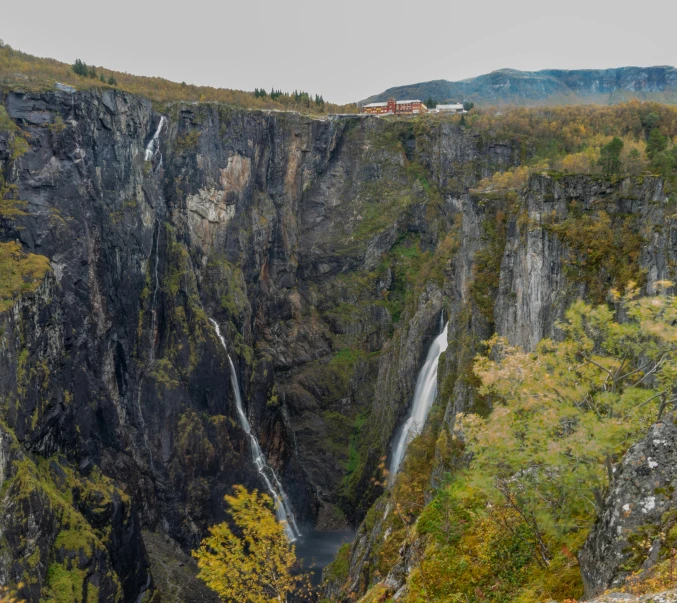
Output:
[2, 86, 677, 602]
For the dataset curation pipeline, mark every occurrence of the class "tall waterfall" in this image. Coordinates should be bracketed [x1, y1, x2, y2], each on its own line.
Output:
[209, 319, 301, 541]
[389, 316, 449, 480]
[144, 116, 166, 161]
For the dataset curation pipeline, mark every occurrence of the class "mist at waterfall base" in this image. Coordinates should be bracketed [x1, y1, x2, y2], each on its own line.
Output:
[389, 320, 449, 479]
[294, 529, 356, 586]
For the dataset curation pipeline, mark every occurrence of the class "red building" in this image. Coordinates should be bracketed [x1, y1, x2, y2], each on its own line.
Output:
[362, 98, 428, 115]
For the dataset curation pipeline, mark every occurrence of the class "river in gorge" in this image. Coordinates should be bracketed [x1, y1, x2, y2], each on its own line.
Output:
[295, 529, 356, 586]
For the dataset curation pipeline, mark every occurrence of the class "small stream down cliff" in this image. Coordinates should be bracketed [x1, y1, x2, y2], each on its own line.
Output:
[144, 115, 166, 161]
[209, 318, 301, 541]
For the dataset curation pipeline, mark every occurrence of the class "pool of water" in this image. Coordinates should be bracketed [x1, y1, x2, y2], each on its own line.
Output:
[294, 529, 355, 586]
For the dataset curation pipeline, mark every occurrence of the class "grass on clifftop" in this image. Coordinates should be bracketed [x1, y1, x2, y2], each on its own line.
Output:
[0, 42, 358, 114]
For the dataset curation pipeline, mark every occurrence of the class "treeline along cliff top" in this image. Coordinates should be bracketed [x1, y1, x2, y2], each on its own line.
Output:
[0, 41, 358, 114]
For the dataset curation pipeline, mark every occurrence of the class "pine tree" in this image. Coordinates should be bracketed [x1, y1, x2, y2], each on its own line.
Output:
[72, 59, 89, 77]
[646, 128, 668, 160]
[598, 136, 624, 177]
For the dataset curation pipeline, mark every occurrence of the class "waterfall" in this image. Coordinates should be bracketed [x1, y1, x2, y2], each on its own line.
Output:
[209, 318, 301, 541]
[144, 116, 166, 161]
[389, 317, 449, 481]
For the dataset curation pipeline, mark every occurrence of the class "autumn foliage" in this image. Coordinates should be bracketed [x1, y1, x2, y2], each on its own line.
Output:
[468, 102, 677, 192]
[372, 288, 677, 603]
[193, 486, 311, 603]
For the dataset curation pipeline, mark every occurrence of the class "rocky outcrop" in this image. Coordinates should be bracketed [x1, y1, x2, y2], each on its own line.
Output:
[0, 423, 148, 602]
[587, 589, 677, 603]
[580, 415, 677, 598]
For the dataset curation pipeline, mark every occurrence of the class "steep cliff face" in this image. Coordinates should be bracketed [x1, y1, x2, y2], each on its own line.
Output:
[2, 85, 675, 602]
[580, 414, 677, 598]
[0, 86, 523, 601]
[325, 170, 674, 599]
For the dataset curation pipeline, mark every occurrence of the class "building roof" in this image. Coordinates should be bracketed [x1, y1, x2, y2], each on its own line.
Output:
[437, 103, 464, 110]
[364, 99, 425, 108]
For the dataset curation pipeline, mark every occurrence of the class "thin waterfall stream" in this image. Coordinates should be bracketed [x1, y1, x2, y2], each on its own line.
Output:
[389, 316, 449, 481]
[209, 318, 301, 541]
[144, 116, 166, 161]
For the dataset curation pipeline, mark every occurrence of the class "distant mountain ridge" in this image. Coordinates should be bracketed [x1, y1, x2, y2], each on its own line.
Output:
[361, 66, 677, 106]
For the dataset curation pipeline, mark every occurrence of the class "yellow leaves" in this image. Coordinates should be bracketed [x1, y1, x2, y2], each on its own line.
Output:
[0, 241, 51, 313]
[465, 290, 677, 572]
[558, 147, 600, 174]
[471, 166, 531, 196]
[193, 486, 310, 603]
[0, 176, 27, 220]
[0, 583, 25, 603]
[555, 136, 647, 176]
[474, 335, 539, 401]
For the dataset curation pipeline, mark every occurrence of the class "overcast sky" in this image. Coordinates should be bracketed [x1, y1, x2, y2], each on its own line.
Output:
[4, 0, 676, 104]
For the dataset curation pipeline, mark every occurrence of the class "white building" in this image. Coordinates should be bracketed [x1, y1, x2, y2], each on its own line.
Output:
[431, 103, 465, 114]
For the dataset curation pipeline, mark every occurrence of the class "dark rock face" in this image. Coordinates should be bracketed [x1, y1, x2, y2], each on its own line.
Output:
[362, 66, 677, 106]
[0, 87, 507, 600]
[580, 416, 677, 598]
[0, 423, 148, 602]
[2, 84, 677, 602]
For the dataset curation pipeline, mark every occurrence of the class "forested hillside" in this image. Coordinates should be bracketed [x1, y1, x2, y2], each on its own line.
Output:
[0, 41, 357, 114]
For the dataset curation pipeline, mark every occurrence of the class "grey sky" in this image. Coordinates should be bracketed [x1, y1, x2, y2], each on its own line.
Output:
[4, 0, 676, 104]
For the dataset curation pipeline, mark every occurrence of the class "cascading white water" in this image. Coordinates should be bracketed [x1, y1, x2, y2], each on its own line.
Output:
[144, 116, 166, 161]
[209, 318, 301, 541]
[389, 316, 449, 481]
